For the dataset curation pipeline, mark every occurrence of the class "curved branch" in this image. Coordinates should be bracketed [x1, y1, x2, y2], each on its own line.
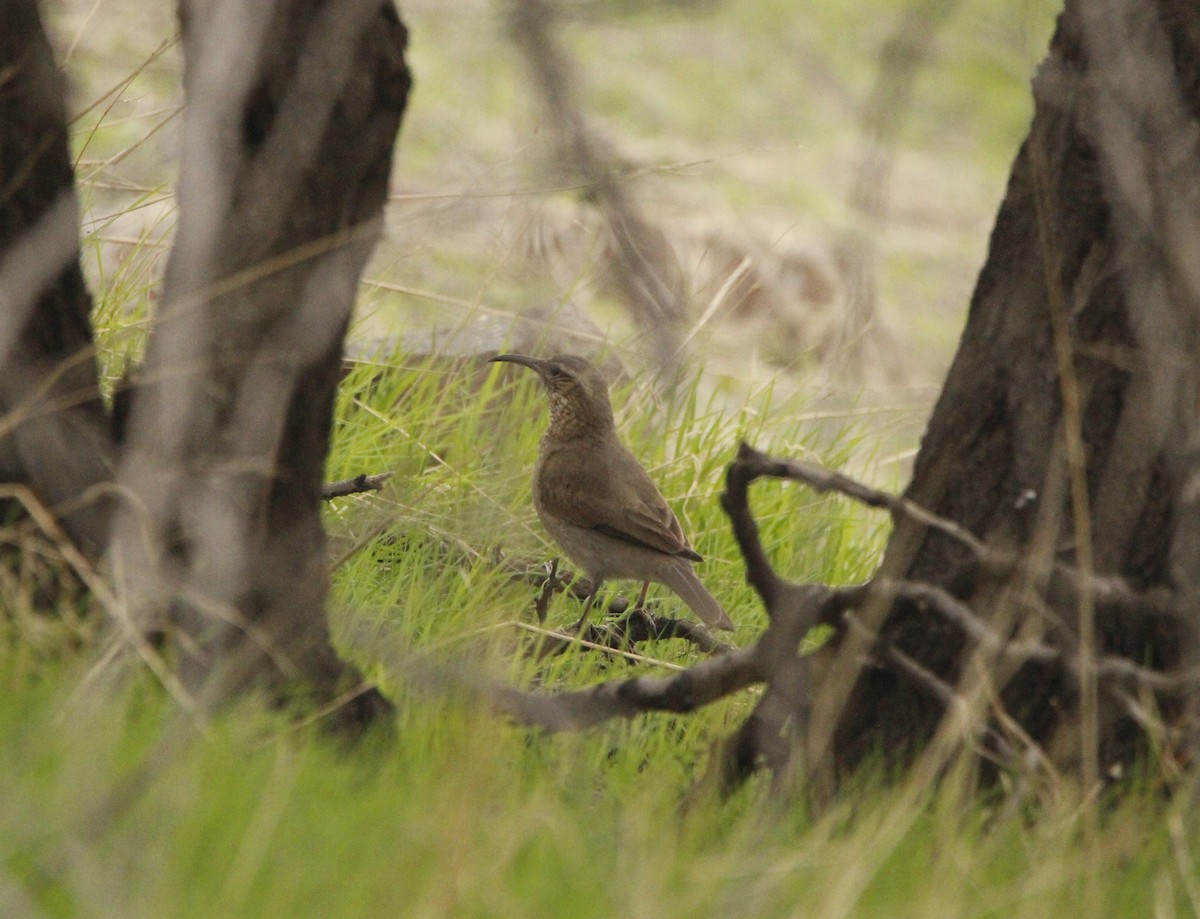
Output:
[721, 442, 787, 611]
[492, 645, 763, 731]
[736, 442, 1184, 630]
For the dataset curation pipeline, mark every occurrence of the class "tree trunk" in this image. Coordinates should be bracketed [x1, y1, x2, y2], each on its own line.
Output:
[815, 0, 1200, 781]
[0, 2, 113, 557]
[105, 0, 411, 719]
[0, 0, 410, 731]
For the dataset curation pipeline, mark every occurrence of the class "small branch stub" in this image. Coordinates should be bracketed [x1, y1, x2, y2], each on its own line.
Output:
[322, 472, 394, 500]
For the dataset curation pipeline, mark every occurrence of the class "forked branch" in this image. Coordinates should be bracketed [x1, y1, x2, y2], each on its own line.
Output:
[487, 442, 1192, 796]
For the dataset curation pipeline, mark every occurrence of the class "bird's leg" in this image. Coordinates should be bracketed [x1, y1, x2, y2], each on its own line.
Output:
[534, 557, 559, 623]
[569, 580, 602, 634]
[633, 579, 651, 612]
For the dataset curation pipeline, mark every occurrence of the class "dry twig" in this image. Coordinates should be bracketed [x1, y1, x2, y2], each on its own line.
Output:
[322, 471, 393, 500]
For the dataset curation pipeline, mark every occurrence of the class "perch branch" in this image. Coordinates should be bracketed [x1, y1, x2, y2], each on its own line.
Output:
[496, 551, 601, 604]
[531, 607, 734, 659]
[497, 553, 730, 654]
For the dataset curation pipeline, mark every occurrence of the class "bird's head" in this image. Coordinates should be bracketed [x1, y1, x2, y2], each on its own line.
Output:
[489, 353, 615, 437]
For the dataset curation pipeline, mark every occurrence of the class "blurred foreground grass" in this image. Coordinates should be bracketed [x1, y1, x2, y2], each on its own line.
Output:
[3, 351, 1195, 918]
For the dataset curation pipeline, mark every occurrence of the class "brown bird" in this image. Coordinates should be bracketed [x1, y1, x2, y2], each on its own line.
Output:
[490, 352, 735, 632]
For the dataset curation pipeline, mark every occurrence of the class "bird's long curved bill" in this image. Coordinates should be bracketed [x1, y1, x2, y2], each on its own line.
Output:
[489, 353, 543, 372]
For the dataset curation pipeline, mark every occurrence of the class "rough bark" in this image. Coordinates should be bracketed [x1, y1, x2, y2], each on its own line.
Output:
[816, 0, 1200, 780]
[0, 0, 408, 730]
[103, 0, 410, 722]
[0, 2, 114, 557]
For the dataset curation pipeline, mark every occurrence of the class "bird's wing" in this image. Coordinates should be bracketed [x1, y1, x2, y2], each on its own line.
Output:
[538, 443, 702, 561]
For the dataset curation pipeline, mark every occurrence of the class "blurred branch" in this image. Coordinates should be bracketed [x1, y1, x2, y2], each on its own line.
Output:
[492, 644, 762, 730]
[506, 0, 687, 374]
[847, 0, 962, 225]
[554, 0, 722, 21]
[832, 0, 961, 378]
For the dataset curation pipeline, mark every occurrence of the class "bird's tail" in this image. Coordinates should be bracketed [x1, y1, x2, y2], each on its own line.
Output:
[662, 561, 736, 631]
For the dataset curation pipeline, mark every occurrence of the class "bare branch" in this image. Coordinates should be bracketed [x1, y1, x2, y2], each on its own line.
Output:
[706, 652, 819, 798]
[530, 606, 734, 659]
[734, 442, 1185, 628]
[731, 441, 989, 557]
[492, 645, 763, 732]
[321, 471, 393, 500]
[506, 0, 686, 370]
[721, 442, 789, 611]
[876, 577, 1200, 696]
[843, 609, 1025, 772]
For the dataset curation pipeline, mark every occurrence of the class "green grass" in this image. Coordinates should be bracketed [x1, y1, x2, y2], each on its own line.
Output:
[1, 653, 1194, 918]
[4, 340, 1197, 918]
[323, 351, 884, 664]
[11, 2, 1194, 916]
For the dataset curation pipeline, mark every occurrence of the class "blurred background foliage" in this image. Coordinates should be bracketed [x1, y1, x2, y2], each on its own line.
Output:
[58, 0, 1058, 429]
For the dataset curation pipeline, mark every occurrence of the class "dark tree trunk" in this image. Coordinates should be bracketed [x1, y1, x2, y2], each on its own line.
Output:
[0, 0, 410, 732]
[0, 2, 113, 556]
[106, 0, 411, 720]
[815, 0, 1200, 782]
